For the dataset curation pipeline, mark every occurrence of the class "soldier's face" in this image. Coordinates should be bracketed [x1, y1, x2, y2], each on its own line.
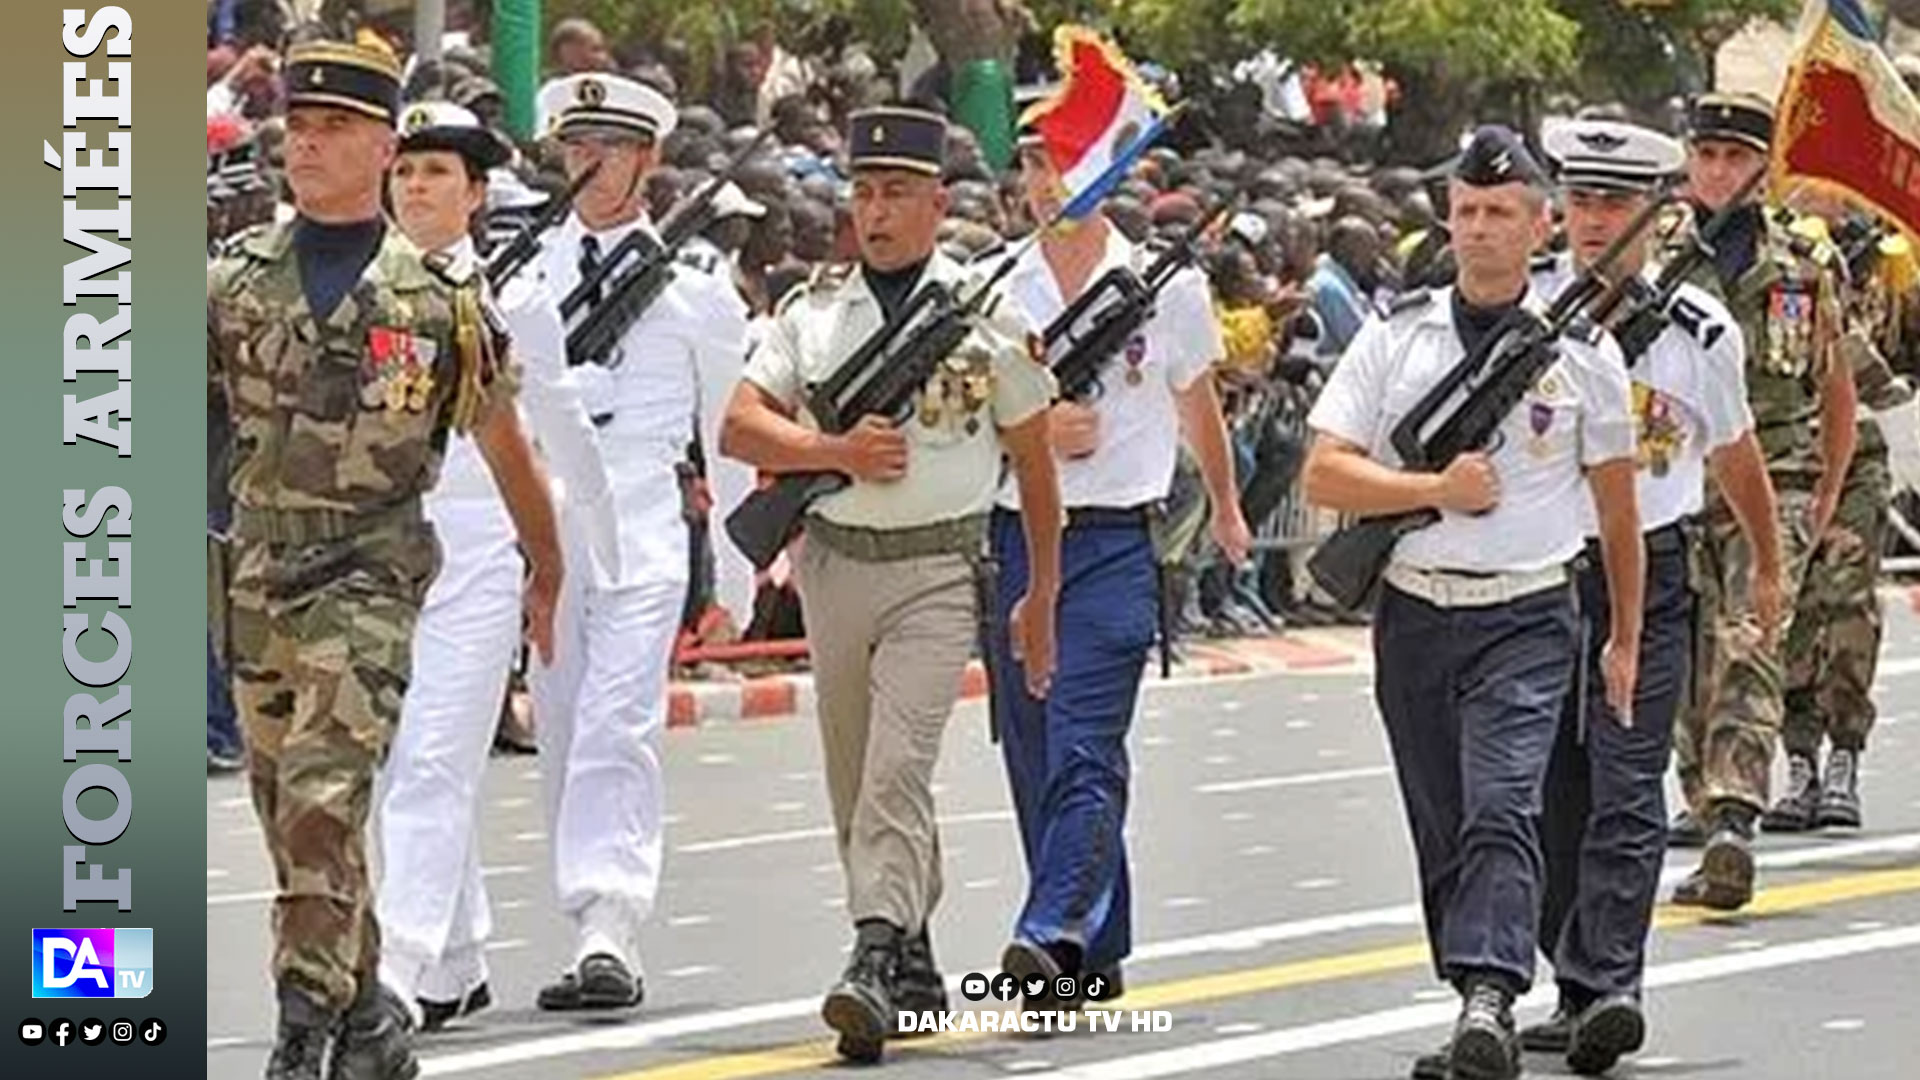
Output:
[1564, 187, 1651, 274]
[285, 106, 395, 214]
[1447, 180, 1549, 283]
[1019, 146, 1069, 226]
[562, 133, 655, 226]
[851, 169, 948, 271]
[1687, 139, 1766, 212]
[390, 150, 485, 251]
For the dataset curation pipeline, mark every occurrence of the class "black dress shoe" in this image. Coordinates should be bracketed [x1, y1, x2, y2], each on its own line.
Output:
[418, 982, 492, 1033]
[578, 953, 644, 1008]
[535, 970, 581, 1012]
[1566, 995, 1645, 1076]
[823, 922, 900, 1064]
[1518, 1005, 1573, 1053]
[1410, 1042, 1449, 1080]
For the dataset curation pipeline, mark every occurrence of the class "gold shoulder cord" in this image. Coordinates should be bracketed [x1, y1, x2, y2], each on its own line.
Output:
[450, 283, 492, 433]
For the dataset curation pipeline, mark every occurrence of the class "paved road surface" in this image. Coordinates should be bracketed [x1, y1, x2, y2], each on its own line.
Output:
[207, 602, 1920, 1079]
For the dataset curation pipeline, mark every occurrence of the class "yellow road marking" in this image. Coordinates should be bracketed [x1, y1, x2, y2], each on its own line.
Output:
[593, 866, 1920, 1080]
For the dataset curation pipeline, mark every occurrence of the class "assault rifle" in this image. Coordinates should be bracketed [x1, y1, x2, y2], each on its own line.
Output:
[1305, 191, 1672, 610]
[483, 161, 601, 293]
[560, 129, 775, 368]
[723, 265, 1017, 570]
[1604, 168, 1768, 364]
[1044, 198, 1234, 400]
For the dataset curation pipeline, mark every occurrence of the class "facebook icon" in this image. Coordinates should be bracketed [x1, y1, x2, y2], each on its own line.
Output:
[31, 928, 154, 999]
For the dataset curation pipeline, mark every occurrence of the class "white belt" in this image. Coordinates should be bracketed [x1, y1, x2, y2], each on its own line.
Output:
[1383, 562, 1568, 609]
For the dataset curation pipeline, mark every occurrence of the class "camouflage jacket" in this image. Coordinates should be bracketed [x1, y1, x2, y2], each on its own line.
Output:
[1675, 207, 1841, 479]
[207, 220, 514, 527]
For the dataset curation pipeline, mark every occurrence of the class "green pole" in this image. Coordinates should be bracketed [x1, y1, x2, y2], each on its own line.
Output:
[951, 57, 1016, 172]
[493, 0, 541, 142]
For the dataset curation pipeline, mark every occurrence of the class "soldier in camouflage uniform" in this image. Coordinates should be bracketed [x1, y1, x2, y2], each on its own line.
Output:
[207, 42, 563, 1080]
[1769, 207, 1913, 832]
[1669, 94, 1859, 912]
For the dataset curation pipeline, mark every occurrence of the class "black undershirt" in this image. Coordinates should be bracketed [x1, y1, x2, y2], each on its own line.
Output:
[1700, 201, 1763, 287]
[1451, 286, 1526, 359]
[863, 258, 930, 322]
[293, 216, 385, 322]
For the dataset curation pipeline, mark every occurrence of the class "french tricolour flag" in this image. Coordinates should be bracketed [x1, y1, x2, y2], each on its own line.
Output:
[1024, 27, 1171, 221]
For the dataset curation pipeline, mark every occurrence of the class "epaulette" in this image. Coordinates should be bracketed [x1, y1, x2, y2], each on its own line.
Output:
[422, 248, 477, 288]
[807, 261, 854, 294]
[213, 221, 274, 262]
[1385, 289, 1433, 318]
[1563, 314, 1602, 347]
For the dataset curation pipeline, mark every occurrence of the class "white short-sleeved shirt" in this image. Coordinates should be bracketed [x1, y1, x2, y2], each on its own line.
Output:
[992, 229, 1223, 510]
[542, 213, 751, 586]
[1307, 285, 1636, 573]
[1533, 255, 1752, 534]
[742, 252, 1056, 530]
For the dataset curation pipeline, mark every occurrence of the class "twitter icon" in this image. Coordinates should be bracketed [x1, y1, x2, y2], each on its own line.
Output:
[80, 1018, 104, 1045]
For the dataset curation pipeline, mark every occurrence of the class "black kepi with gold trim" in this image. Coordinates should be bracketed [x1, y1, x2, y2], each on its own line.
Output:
[284, 40, 403, 123]
[1688, 92, 1773, 153]
[848, 106, 947, 176]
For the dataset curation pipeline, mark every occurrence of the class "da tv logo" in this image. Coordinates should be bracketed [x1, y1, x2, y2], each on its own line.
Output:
[30, 928, 153, 998]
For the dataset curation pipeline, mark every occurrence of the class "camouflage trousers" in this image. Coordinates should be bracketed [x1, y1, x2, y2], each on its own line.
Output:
[229, 523, 437, 1014]
[1675, 485, 1818, 818]
[1782, 442, 1892, 756]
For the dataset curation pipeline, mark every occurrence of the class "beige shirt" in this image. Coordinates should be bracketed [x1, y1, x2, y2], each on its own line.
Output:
[743, 252, 1055, 530]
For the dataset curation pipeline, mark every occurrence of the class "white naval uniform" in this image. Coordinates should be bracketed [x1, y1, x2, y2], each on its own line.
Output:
[682, 236, 758, 626]
[1308, 286, 1637, 573]
[535, 212, 750, 970]
[376, 237, 616, 1008]
[993, 230, 1223, 510]
[1533, 255, 1754, 534]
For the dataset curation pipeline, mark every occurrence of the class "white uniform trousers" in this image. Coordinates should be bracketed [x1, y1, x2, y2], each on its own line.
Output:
[531, 511, 688, 971]
[376, 496, 523, 1007]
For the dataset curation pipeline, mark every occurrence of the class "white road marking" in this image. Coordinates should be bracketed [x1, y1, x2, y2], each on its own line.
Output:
[668, 914, 713, 928]
[482, 939, 527, 952]
[811, 862, 838, 875]
[1299, 693, 1321, 704]
[520, 770, 541, 782]
[1316, 748, 1348, 759]
[208, 869, 229, 880]
[663, 813, 686, 826]
[218, 796, 251, 809]
[666, 965, 718, 978]
[822, 897, 846, 909]
[1164, 897, 1207, 909]
[497, 900, 529, 911]
[697, 753, 736, 765]
[208, 1036, 248, 1050]
[999, 926, 1920, 1080]
[964, 878, 1002, 890]
[494, 797, 530, 810]
[1141, 735, 1173, 747]
[1847, 921, 1888, 932]
[1411, 989, 1453, 1002]
[1143, 708, 1165, 721]
[1240, 845, 1276, 857]
[1211, 727, 1239, 739]
[675, 809, 1014, 854]
[1822, 1018, 1867, 1031]
[512, 831, 545, 842]
[1725, 939, 1767, 951]
[1285, 720, 1313, 730]
[1293, 878, 1341, 891]
[1203, 755, 1236, 766]
[1222, 811, 1254, 823]
[1196, 765, 1393, 795]
[1220, 701, 1244, 713]
[208, 865, 529, 908]
[1213, 1023, 1263, 1035]
[1873, 656, 1920, 677]
[1006, 1061, 1056, 1073]
[782, 771, 814, 782]
[397, 839, 1920, 1075]
[1636, 1057, 1682, 1068]
[770, 801, 805, 813]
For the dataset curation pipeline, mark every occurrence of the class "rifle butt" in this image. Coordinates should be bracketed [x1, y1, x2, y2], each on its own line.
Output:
[723, 472, 848, 571]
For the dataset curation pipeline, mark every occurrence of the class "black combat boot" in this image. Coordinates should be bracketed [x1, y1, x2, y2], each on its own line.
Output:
[823, 920, 901, 1064]
[1565, 994, 1645, 1076]
[1816, 747, 1863, 829]
[326, 981, 418, 1080]
[264, 986, 334, 1080]
[892, 926, 947, 1038]
[1409, 1041, 1449, 1080]
[1518, 1002, 1575, 1053]
[1448, 977, 1521, 1080]
[1761, 751, 1821, 832]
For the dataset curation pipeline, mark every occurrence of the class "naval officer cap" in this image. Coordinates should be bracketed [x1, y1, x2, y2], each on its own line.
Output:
[847, 106, 948, 176]
[396, 100, 511, 173]
[1687, 92, 1773, 153]
[1453, 125, 1548, 189]
[538, 73, 679, 144]
[284, 39, 403, 124]
[1541, 118, 1683, 194]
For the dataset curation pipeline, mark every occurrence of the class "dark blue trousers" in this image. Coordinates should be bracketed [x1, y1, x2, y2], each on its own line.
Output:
[987, 509, 1157, 971]
[1541, 528, 1693, 1003]
[1375, 579, 1576, 991]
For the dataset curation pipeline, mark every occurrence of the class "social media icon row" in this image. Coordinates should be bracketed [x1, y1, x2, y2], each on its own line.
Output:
[957, 971, 1114, 1003]
[19, 1016, 163, 1046]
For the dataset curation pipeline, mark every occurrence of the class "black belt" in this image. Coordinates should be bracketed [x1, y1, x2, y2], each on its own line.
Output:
[1580, 518, 1693, 562]
[993, 504, 1153, 532]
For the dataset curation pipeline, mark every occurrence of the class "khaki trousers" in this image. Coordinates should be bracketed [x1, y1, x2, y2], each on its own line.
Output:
[796, 538, 978, 932]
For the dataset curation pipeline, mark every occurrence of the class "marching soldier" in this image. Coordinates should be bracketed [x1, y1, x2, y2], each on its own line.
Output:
[1517, 118, 1783, 1077]
[373, 101, 615, 1031]
[1302, 127, 1644, 1080]
[208, 42, 562, 1080]
[1668, 93, 1858, 912]
[719, 105, 1064, 1064]
[1768, 201, 1912, 832]
[982, 128, 1250, 1010]
[529, 72, 751, 1011]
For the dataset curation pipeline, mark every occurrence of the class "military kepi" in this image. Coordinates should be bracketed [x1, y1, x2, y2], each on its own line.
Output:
[1542, 118, 1683, 193]
[1688, 92, 1773, 153]
[848, 106, 947, 176]
[284, 40, 403, 123]
[397, 101, 511, 172]
[1454, 125, 1548, 188]
[538, 73, 678, 143]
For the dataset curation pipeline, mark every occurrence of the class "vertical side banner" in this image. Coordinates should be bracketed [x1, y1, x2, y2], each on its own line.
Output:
[0, 4, 205, 1076]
